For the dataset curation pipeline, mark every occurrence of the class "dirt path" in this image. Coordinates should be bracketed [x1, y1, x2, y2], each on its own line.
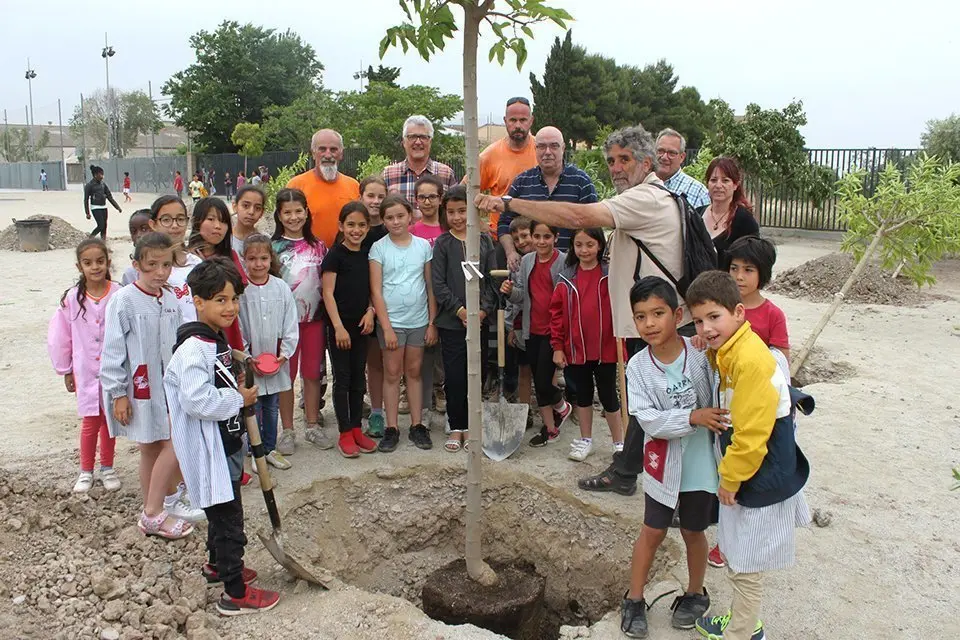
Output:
[0, 190, 958, 639]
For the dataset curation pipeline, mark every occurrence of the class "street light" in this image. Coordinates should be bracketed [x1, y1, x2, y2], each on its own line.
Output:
[25, 59, 36, 149]
[101, 34, 116, 158]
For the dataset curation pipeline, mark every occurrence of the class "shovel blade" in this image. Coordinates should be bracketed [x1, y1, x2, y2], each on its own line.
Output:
[481, 398, 528, 461]
[256, 530, 335, 588]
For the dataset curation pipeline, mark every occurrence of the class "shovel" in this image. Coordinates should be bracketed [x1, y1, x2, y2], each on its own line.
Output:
[482, 270, 529, 461]
[232, 351, 334, 588]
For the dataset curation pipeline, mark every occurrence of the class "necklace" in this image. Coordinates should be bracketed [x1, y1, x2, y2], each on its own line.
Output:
[709, 205, 731, 231]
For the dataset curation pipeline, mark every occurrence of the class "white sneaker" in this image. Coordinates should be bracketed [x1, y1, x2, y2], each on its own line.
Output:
[304, 426, 334, 450]
[613, 441, 624, 454]
[165, 490, 206, 523]
[99, 467, 121, 491]
[73, 471, 94, 493]
[276, 429, 296, 456]
[568, 438, 593, 462]
[266, 450, 292, 470]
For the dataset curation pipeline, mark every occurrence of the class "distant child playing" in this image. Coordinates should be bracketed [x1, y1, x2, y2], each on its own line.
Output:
[121, 209, 152, 286]
[687, 271, 810, 640]
[360, 176, 389, 436]
[271, 188, 330, 452]
[122, 172, 132, 202]
[550, 228, 624, 461]
[369, 194, 437, 453]
[231, 185, 267, 271]
[619, 276, 722, 638]
[163, 257, 280, 616]
[501, 220, 571, 447]
[431, 185, 497, 450]
[48, 238, 123, 493]
[237, 234, 299, 470]
[100, 232, 192, 539]
[321, 202, 379, 458]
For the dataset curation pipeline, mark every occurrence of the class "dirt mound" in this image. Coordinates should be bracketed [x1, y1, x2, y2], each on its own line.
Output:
[770, 252, 929, 306]
[0, 215, 89, 251]
[792, 346, 857, 388]
[0, 470, 223, 640]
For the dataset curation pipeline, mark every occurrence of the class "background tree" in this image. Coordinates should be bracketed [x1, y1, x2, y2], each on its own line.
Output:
[921, 114, 960, 163]
[365, 64, 402, 87]
[621, 61, 711, 148]
[163, 21, 322, 152]
[792, 155, 960, 375]
[0, 127, 50, 162]
[68, 88, 162, 158]
[231, 122, 267, 175]
[382, 0, 570, 587]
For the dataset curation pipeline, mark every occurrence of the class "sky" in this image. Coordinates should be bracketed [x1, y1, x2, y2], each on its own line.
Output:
[1, 0, 957, 149]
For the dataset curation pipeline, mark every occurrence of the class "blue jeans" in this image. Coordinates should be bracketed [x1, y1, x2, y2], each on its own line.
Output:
[255, 393, 279, 453]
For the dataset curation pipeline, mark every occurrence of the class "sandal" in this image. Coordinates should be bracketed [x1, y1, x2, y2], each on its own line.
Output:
[444, 438, 462, 452]
[577, 469, 637, 496]
[138, 510, 194, 540]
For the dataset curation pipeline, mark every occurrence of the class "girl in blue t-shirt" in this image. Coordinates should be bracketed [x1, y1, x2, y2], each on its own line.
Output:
[369, 195, 437, 454]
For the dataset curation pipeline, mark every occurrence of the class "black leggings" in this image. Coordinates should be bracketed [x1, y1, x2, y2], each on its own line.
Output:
[526, 333, 561, 408]
[89, 209, 108, 239]
[439, 325, 489, 431]
[327, 322, 368, 433]
[564, 361, 619, 412]
[204, 479, 247, 598]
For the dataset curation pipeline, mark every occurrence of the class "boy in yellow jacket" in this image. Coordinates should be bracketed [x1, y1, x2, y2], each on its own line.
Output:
[685, 271, 810, 640]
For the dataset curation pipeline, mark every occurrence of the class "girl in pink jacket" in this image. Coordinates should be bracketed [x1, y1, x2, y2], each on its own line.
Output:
[48, 238, 123, 493]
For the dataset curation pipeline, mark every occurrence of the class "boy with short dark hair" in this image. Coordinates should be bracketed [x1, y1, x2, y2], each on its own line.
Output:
[619, 276, 727, 638]
[502, 215, 534, 407]
[686, 270, 810, 640]
[163, 257, 281, 616]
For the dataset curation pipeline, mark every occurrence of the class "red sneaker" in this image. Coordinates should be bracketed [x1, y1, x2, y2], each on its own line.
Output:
[216, 585, 280, 616]
[338, 431, 359, 458]
[240, 472, 252, 486]
[708, 544, 725, 568]
[352, 427, 377, 454]
[202, 563, 258, 585]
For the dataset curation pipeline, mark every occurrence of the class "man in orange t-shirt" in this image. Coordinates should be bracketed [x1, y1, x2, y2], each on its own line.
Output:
[286, 129, 360, 248]
[474, 97, 537, 235]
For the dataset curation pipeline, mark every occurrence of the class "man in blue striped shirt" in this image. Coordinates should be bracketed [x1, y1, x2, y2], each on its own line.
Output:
[656, 128, 710, 209]
[497, 126, 598, 268]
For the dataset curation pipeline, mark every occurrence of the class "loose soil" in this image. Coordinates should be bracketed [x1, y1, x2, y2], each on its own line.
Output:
[791, 346, 857, 388]
[769, 252, 930, 306]
[0, 215, 90, 252]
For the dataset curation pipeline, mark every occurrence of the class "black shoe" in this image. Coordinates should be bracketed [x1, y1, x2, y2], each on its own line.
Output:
[577, 467, 637, 496]
[409, 424, 433, 450]
[620, 593, 648, 638]
[378, 428, 400, 453]
[670, 588, 710, 630]
[529, 426, 550, 447]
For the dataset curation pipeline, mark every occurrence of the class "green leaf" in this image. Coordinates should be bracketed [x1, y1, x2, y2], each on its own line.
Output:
[378, 35, 391, 59]
[399, 0, 412, 20]
[514, 39, 528, 70]
[521, 24, 534, 38]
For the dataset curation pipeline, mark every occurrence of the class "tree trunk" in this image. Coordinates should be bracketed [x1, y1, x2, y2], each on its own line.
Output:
[791, 224, 886, 377]
[462, 1, 497, 587]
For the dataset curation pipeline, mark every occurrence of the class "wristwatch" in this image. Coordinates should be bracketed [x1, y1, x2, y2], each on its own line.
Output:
[501, 195, 513, 213]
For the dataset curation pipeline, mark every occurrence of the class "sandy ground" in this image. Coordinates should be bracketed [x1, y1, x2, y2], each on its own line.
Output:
[0, 189, 959, 639]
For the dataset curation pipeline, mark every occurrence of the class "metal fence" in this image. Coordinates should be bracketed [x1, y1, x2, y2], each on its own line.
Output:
[89, 156, 189, 194]
[0, 161, 66, 190]
[685, 147, 922, 232]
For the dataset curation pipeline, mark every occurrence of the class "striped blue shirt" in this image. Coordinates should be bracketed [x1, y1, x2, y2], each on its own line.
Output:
[662, 169, 710, 209]
[500, 164, 598, 250]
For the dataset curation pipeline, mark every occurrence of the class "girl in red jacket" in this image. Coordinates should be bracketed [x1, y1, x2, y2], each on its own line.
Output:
[550, 228, 624, 462]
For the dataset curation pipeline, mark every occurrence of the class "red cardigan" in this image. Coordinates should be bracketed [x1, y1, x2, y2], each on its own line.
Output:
[549, 263, 622, 365]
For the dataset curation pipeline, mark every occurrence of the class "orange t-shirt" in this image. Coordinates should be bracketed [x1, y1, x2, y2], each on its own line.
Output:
[286, 170, 360, 249]
[478, 136, 537, 233]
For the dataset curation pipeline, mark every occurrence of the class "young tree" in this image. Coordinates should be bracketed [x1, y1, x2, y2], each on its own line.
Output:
[163, 21, 323, 152]
[0, 127, 49, 162]
[792, 155, 960, 376]
[382, 0, 570, 586]
[921, 114, 960, 163]
[69, 88, 162, 158]
[231, 122, 267, 175]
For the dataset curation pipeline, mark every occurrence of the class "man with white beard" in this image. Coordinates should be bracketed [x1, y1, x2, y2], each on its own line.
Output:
[287, 128, 360, 249]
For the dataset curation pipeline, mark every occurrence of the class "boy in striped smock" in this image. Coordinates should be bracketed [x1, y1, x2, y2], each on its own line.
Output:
[619, 276, 726, 638]
[687, 271, 810, 640]
[163, 257, 281, 616]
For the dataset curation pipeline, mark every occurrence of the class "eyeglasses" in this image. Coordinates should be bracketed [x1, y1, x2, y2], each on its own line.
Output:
[157, 215, 189, 228]
[405, 134, 431, 143]
[535, 143, 562, 152]
[656, 148, 682, 158]
[416, 194, 440, 202]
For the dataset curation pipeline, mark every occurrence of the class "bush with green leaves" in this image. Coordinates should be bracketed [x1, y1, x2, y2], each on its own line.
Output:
[264, 153, 309, 213]
[356, 154, 391, 180]
[921, 114, 960, 163]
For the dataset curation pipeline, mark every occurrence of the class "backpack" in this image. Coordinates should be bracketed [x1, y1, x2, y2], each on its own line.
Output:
[632, 184, 717, 298]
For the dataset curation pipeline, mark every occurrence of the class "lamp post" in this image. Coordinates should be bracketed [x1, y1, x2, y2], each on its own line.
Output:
[101, 34, 116, 158]
[24, 59, 36, 151]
